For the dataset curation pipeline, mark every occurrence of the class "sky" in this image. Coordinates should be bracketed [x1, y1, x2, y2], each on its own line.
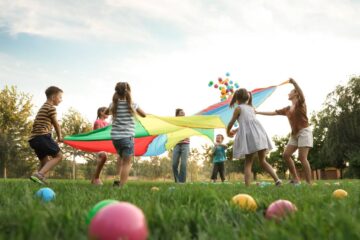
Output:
[1, 0, 360, 151]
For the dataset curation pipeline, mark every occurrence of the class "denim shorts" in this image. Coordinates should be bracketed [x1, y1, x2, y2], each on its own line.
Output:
[29, 134, 61, 160]
[112, 137, 134, 158]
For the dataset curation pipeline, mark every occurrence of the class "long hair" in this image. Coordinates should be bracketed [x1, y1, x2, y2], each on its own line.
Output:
[175, 108, 184, 116]
[111, 82, 134, 118]
[247, 91, 253, 106]
[229, 88, 249, 107]
[97, 107, 107, 119]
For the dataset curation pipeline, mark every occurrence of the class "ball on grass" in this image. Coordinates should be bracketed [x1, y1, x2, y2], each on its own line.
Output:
[86, 199, 119, 225]
[35, 187, 55, 203]
[151, 187, 160, 191]
[232, 194, 257, 211]
[265, 199, 297, 220]
[89, 202, 148, 240]
[332, 189, 348, 199]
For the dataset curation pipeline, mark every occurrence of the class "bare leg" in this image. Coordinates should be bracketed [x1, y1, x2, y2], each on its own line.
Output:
[93, 152, 107, 180]
[258, 149, 280, 182]
[244, 154, 254, 186]
[283, 145, 300, 183]
[38, 152, 63, 175]
[119, 155, 132, 186]
[39, 156, 50, 171]
[298, 147, 312, 184]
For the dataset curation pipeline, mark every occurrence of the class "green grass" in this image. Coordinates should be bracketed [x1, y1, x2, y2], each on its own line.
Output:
[0, 179, 359, 240]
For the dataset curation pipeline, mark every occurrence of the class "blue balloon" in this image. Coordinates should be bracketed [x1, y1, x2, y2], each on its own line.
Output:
[36, 187, 56, 202]
[226, 72, 230, 77]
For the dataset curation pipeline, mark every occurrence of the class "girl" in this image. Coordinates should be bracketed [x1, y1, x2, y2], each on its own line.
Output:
[91, 107, 109, 185]
[211, 134, 227, 183]
[109, 82, 146, 187]
[256, 78, 313, 184]
[172, 108, 190, 183]
[227, 89, 281, 186]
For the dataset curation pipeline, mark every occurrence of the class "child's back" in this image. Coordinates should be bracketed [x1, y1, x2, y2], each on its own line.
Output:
[233, 104, 272, 159]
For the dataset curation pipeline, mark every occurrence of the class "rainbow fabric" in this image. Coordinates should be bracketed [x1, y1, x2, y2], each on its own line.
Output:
[64, 81, 288, 156]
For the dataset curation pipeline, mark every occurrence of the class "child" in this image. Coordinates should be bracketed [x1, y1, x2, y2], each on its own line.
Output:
[210, 134, 227, 183]
[172, 108, 190, 183]
[91, 107, 109, 185]
[227, 88, 282, 186]
[109, 82, 146, 187]
[256, 78, 313, 184]
[29, 86, 63, 184]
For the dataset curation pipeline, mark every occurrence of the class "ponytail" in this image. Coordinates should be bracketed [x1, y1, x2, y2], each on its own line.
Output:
[111, 82, 134, 118]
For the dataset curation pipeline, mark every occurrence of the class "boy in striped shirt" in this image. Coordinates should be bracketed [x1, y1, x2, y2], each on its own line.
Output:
[29, 86, 63, 184]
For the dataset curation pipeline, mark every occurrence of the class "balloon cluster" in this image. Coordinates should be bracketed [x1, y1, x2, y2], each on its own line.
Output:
[208, 72, 240, 101]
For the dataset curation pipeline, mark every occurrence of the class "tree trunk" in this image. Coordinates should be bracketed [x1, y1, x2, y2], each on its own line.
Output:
[253, 172, 257, 180]
[72, 151, 76, 179]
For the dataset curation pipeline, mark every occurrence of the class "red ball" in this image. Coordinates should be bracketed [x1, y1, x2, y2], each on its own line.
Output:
[89, 202, 148, 240]
[265, 199, 297, 220]
[214, 84, 219, 88]
[218, 78, 222, 83]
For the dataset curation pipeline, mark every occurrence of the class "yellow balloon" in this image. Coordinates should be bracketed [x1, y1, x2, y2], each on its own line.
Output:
[332, 189, 348, 199]
[232, 194, 257, 211]
[221, 89, 226, 94]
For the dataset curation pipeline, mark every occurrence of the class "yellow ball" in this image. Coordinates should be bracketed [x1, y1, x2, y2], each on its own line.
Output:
[332, 189, 348, 199]
[151, 187, 160, 192]
[232, 194, 257, 211]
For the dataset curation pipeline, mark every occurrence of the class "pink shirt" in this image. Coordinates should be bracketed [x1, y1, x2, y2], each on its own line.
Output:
[93, 119, 109, 130]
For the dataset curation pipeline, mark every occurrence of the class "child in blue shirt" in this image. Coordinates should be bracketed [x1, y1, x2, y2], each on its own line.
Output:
[211, 134, 227, 182]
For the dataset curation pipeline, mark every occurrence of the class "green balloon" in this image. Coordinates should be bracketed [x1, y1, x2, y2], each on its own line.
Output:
[86, 199, 119, 225]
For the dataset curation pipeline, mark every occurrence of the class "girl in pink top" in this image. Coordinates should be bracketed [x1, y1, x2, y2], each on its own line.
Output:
[91, 107, 109, 185]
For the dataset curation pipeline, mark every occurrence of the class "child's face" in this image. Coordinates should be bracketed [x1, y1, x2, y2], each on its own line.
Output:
[100, 110, 109, 119]
[177, 110, 185, 116]
[216, 135, 223, 143]
[52, 92, 63, 106]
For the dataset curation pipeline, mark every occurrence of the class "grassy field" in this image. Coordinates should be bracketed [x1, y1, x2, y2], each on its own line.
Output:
[0, 179, 359, 240]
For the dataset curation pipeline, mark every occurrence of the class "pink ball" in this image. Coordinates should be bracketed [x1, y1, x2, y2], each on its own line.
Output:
[89, 202, 148, 240]
[265, 199, 297, 220]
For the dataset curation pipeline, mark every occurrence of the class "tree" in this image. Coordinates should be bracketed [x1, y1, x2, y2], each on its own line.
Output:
[310, 77, 360, 178]
[60, 108, 93, 179]
[0, 86, 36, 178]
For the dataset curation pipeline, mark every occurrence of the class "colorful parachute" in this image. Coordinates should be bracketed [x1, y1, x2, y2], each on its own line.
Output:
[64, 81, 289, 156]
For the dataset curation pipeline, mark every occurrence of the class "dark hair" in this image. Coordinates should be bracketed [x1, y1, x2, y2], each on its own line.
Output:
[216, 134, 224, 140]
[230, 88, 249, 107]
[45, 86, 63, 98]
[247, 91, 253, 106]
[97, 107, 107, 119]
[175, 108, 184, 116]
[111, 82, 133, 118]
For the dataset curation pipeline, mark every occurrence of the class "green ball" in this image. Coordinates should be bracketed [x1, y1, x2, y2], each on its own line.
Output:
[86, 199, 119, 225]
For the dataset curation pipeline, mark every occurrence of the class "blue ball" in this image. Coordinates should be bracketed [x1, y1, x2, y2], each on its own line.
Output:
[36, 187, 56, 202]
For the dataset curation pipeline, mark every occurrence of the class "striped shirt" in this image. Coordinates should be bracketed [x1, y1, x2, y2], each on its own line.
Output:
[30, 102, 57, 139]
[111, 101, 139, 139]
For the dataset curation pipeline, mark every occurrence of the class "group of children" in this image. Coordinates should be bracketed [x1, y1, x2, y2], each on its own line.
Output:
[29, 78, 313, 186]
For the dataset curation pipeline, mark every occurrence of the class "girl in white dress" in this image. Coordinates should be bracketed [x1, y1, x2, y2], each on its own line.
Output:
[226, 88, 282, 186]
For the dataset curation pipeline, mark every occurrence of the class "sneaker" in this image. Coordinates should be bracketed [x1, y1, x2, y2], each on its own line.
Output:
[30, 173, 47, 185]
[289, 179, 301, 186]
[113, 180, 121, 187]
[275, 180, 282, 186]
[91, 179, 103, 185]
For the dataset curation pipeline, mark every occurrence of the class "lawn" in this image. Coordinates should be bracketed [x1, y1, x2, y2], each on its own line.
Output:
[0, 179, 359, 240]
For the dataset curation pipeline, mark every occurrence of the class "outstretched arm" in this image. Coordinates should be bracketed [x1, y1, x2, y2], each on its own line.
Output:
[51, 115, 63, 142]
[255, 110, 277, 116]
[136, 107, 146, 118]
[227, 108, 240, 137]
[289, 78, 305, 103]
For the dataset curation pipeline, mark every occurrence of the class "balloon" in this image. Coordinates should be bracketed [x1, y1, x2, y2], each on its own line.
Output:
[208, 81, 214, 87]
[86, 199, 119, 225]
[226, 72, 230, 77]
[218, 78, 223, 83]
[89, 202, 148, 240]
[332, 189, 348, 199]
[214, 84, 218, 88]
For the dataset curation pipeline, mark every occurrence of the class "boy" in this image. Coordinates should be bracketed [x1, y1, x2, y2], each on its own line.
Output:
[211, 134, 227, 182]
[29, 86, 63, 184]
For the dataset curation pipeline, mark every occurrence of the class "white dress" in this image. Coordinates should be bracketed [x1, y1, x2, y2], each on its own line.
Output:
[233, 104, 273, 159]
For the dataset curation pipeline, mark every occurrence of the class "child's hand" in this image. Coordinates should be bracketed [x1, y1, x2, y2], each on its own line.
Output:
[289, 78, 295, 84]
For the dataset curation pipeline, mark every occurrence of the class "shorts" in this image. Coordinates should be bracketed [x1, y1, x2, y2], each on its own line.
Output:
[288, 127, 313, 148]
[112, 137, 134, 158]
[29, 134, 61, 160]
